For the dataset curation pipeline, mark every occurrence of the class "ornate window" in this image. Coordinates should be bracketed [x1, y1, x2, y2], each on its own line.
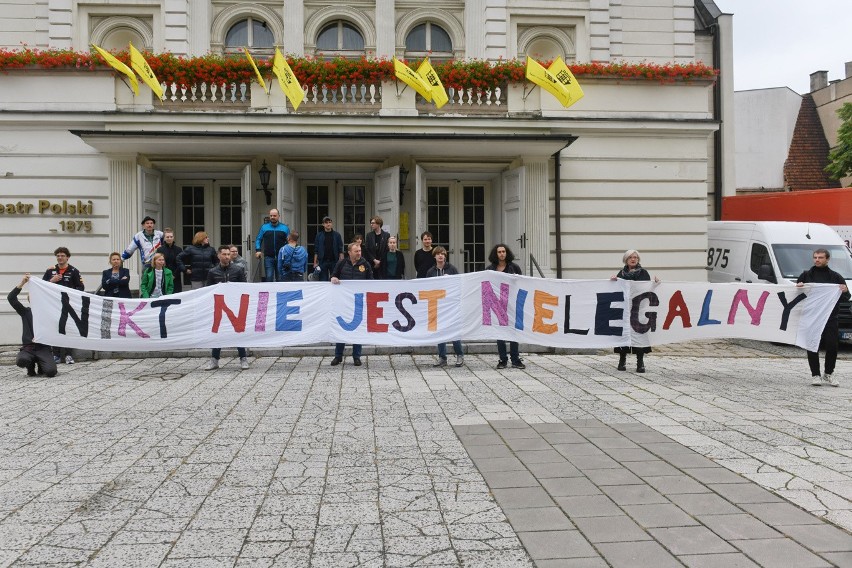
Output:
[316, 20, 365, 58]
[90, 16, 153, 52]
[405, 23, 452, 61]
[225, 18, 275, 53]
[517, 26, 576, 61]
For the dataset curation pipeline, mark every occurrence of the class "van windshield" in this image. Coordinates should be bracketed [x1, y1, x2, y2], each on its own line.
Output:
[772, 244, 852, 279]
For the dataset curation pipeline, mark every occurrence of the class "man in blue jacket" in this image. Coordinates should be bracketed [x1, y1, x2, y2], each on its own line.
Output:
[278, 231, 308, 282]
[313, 216, 344, 281]
[254, 208, 289, 282]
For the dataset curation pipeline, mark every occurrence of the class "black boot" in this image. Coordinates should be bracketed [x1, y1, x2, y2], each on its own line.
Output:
[636, 352, 645, 373]
[617, 352, 627, 371]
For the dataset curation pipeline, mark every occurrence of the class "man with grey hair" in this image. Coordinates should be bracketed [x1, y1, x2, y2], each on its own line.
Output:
[796, 248, 849, 387]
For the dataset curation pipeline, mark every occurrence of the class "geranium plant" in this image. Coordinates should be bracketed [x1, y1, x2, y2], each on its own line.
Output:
[0, 48, 717, 90]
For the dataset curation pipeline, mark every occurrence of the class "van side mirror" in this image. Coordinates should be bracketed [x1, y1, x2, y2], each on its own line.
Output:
[757, 263, 776, 283]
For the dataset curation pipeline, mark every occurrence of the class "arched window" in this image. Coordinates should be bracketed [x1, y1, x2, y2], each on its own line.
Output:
[101, 27, 146, 52]
[525, 37, 563, 62]
[225, 18, 275, 52]
[316, 20, 365, 58]
[405, 22, 452, 60]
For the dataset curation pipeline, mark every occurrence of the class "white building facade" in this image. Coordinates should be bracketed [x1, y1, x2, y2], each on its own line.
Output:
[0, 0, 733, 345]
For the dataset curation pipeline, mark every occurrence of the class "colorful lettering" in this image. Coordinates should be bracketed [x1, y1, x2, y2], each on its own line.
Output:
[727, 289, 769, 326]
[275, 291, 303, 332]
[532, 290, 559, 334]
[212, 294, 249, 333]
[663, 290, 692, 330]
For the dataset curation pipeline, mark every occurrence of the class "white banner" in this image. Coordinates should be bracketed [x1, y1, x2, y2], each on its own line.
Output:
[27, 275, 840, 352]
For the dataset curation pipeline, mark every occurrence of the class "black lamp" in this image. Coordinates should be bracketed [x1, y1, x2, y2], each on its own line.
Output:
[399, 165, 409, 205]
[257, 160, 272, 205]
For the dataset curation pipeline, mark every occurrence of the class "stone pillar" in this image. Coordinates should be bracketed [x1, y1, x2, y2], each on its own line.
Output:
[109, 158, 139, 266]
[283, 0, 305, 55]
[464, 0, 485, 58]
[375, 0, 395, 57]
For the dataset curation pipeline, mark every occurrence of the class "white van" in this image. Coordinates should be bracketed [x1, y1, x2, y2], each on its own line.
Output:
[707, 221, 852, 338]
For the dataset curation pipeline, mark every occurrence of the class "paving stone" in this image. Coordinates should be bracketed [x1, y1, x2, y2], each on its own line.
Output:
[539, 477, 601, 497]
[524, 461, 583, 478]
[601, 484, 668, 506]
[516, 530, 597, 560]
[470, 457, 527, 472]
[491, 487, 555, 509]
[480, 470, 540, 489]
[596, 541, 683, 568]
[503, 507, 574, 532]
[643, 475, 712, 495]
[504, 437, 551, 451]
[780, 523, 852, 552]
[677, 552, 761, 567]
[554, 495, 623, 518]
[683, 467, 749, 484]
[731, 538, 833, 568]
[624, 460, 683, 477]
[623, 503, 700, 529]
[648, 526, 737, 555]
[741, 502, 828, 527]
[708, 482, 784, 504]
[696, 513, 782, 540]
[669, 493, 743, 516]
[583, 467, 643, 486]
[573, 515, 652, 543]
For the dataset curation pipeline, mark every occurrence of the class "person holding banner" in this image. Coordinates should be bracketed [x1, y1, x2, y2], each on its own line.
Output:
[121, 216, 164, 270]
[101, 252, 132, 299]
[427, 246, 464, 368]
[380, 236, 406, 279]
[486, 244, 525, 369]
[330, 242, 374, 366]
[205, 245, 250, 371]
[8, 274, 58, 378]
[611, 250, 659, 373]
[797, 248, 850, 387]
[140, 253, 174, 299]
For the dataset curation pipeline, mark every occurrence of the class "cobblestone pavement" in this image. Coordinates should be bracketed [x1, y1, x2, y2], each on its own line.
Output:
[1, 340, 852, 566]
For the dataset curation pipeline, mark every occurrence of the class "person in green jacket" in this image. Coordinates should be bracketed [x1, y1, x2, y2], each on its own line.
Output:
[140, 253, 174, 298]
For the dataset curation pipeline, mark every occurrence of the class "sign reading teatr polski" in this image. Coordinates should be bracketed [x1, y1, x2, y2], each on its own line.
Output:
[0, 199, 95, 233]
[28, 274, 839, 352]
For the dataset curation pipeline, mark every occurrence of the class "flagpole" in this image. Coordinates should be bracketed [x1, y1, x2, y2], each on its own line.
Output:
[522, 84, 537, 101]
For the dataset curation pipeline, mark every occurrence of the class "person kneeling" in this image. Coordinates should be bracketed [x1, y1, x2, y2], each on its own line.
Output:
[8, 274, 58, 378]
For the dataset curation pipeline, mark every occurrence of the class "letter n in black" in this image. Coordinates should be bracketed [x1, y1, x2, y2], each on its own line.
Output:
[59, 292, 89, 337]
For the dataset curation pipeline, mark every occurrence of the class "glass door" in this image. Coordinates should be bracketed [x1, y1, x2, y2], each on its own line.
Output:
[426, 182, 488, 273]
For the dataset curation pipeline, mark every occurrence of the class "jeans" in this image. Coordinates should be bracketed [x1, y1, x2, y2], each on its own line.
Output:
[335, 343, 362, 359]
[211, 347, 247, 360]
[263, 256, 280, 282]
[282, 272, 304, 282]
[808, 320, 839, 376]
[437, 341, 463, 360]
[497, 340, 521, 364]
[319, 260, 336, 282]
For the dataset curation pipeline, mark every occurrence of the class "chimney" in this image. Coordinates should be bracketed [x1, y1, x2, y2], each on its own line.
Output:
[847, 61, 852, 79]
[810, 70, 828, 92]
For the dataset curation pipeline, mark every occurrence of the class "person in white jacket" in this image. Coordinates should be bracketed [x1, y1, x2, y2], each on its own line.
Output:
[122, 216, 164, 269]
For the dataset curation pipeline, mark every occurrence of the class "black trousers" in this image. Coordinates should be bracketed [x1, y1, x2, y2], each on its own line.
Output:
[808, 319, 839, 376]
[17, 345, 57, 377]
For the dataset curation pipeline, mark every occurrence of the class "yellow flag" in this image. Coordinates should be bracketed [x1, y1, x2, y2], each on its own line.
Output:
[128, 42, 164, 99]
[547, 57, 584, 108]
[272, 48, 304, 111]
[393, 57, 432, 102]
[244, 47, 268, 94]
[91, 44, 138, 95]
[416, 58, 449, 109]
[525, 56, 572, 108]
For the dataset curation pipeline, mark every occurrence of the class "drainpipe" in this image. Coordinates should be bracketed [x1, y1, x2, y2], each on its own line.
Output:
[553, 150, 563, 278]
[712, 19, 723, 220]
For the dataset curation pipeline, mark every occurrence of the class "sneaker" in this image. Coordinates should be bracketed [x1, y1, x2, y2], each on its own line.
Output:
[455, 355, 464, 367]
[353, 358, 362, 366]
[65, 355, 74, 364]
[54, 355, 61, 364]
[811, 375, 823, 386]
[433, 358, 447, 367]
[636, 364, 646, 373]
[330, 357, 342, 366]
[240, 357, 250, 370]
[205, 358, 219, 371]
[824, 373, 839, 387]
[496, 360, 508, 369]
[511, 361, 526, 369]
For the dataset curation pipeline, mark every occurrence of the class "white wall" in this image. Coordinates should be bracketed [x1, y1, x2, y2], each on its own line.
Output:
[734, 88, 802, 190]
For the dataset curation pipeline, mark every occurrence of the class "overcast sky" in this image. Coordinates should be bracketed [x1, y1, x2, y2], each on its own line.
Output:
[713, 0, 851, 94]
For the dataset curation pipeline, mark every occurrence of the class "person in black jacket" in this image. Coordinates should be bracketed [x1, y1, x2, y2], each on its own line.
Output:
[330, 242, 373, 366]
[160, 228, 185, 293]
[380, 236, 406, 279]
[101, 252, 132, 298]
[42, 246, 84, 364]
[179, 231, 218, 290]
[363, 215, 390, 275]
[204, 245, 250, 371]
[611, 250, 660, 373]
[797, 248, 850, 387]
[8, 274, 58, 377]
[486, 244, 525, 369]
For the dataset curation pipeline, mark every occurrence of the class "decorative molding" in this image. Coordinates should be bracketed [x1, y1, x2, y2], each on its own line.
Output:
[303, 6, 377, 53]
[90, 16, 154, 51]
[210, 4, 285, 52]
[517, 26, 575, 59]
[395, 8, 465, 56]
